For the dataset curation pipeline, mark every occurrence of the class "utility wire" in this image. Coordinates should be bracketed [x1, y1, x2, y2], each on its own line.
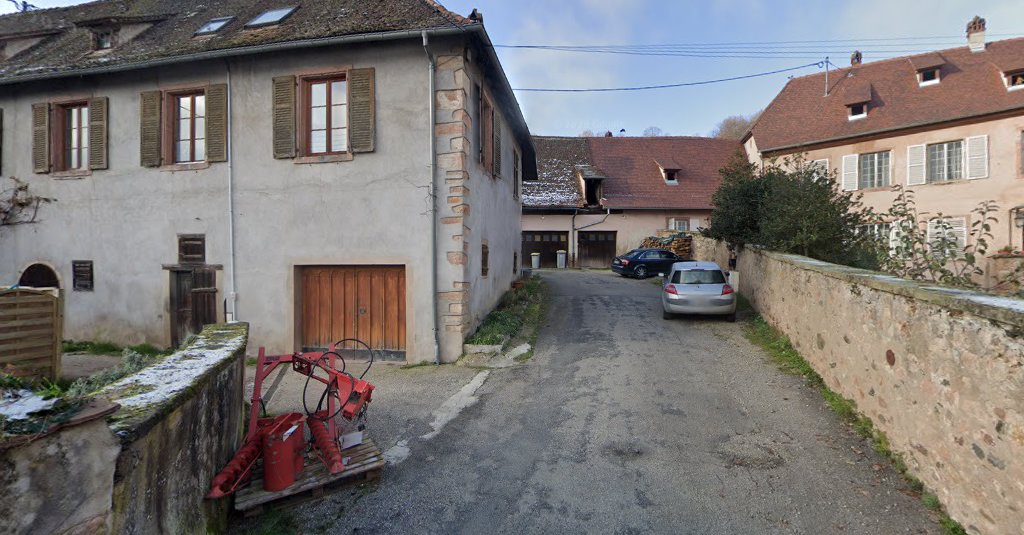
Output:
[495, 32, 1024, 50]
[512, 61, 823, 92]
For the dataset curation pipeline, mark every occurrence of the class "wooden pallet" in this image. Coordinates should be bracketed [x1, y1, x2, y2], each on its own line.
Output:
[234, 439, 384, 514]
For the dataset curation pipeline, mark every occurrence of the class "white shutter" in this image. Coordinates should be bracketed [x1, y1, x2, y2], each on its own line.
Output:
[885, 151, 893, 185]
[926, 219, 939, 246]
[888, 224, 902, 255]
[966, 135, 988, 179]
[907, 144, 926, 185]
[842, 154, 859, 191]
[947, 217, 967, 249]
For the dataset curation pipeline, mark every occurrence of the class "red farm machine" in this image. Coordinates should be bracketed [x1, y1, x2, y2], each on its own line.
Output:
[207, 340, 381, 506]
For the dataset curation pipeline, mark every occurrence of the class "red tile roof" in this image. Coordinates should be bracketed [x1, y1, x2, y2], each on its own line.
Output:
[750, 37, 1024, 153]
[525, 135, 741, 210]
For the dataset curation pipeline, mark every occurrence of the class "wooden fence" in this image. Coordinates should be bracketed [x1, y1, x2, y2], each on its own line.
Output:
[0, 287, 63, 380]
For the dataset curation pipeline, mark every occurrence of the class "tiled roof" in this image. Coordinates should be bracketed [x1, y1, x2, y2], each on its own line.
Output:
[750, 37, 1024, 153]
[0, 0, 472, 83]
[524, 135, 740, 210]
[522, 136, 587, 209]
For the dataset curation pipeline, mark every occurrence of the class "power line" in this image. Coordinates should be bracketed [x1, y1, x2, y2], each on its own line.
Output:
[495, 32, 1024, 50]
[512, 61, 823, 92]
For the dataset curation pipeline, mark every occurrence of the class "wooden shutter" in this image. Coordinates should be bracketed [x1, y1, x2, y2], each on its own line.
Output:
[0, 108, 4, 175]
[272, 75, 296, 159]
[481, 98, 493, 173]
[906, 144, 926, 185]
[965, 135, 988, 179]
[32, 102, 50, 174]
[841, 154, 858, 191]
[492, 113, 502, 177]
[178, 234, 205, 264]
[206, 84, 228, 162]
[87, 97, 108, 170]
[139, 90, 162, 167]
[348, 68, 376, 153]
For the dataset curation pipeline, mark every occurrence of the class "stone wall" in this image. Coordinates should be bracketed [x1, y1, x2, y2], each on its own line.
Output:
[0, 323, 247, 534]
[693, 236, 1024, 535]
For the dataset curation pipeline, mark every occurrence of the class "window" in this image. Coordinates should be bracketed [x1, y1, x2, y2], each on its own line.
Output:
[481, 243, 489, 277]
[94, 30, 114, 50]
[72, 260, 94, 291]
[858, 151, 890, 189]
[810, 159, 829, 180]
[57, 103, 89, 171]
[927, 218, 966, 252]
[245, 6, 297, 28]
[178, 234, 206, 264]
[1007, 71, 1024, 91]
[304, 77, 348, 155]
[926, 140, 963, 183]
[858, 223, 892, 240]
[196, 17, 234, 35]
[919, 69, 940, 86]
[173, 93, 206, 163]
[848, 103, 867, 120]
[672, 269, 726, 285]
[669, 218, 689, 232]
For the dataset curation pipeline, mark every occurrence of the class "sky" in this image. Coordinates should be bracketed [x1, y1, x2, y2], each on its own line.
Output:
[5, 0, 1024, 137]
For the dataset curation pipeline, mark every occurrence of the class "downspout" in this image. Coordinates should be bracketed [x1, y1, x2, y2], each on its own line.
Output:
[423, 30, 440, 365]
[570, 210, 577, 267]
[225, 60, 238, 322]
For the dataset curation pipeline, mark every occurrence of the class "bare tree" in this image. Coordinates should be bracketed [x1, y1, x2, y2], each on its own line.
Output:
[578, 129, 596, 137]
[642, 126, 666, 137]
[710, 110, 762, 140]
[1, 177, 53, 237]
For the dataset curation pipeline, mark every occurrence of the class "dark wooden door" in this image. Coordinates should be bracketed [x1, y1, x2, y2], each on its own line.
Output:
[300, 266, 406, 357]
[578, 231, 617, 268]
[522, 231, 569, 268]
[169, 268, 218, 347]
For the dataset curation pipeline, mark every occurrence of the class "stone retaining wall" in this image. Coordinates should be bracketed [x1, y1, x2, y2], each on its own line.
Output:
[0, 323, 247, 534]
[693, 236, 1024, 535]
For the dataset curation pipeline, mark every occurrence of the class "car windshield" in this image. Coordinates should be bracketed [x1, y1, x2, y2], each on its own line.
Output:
[672, 269, 726, 284]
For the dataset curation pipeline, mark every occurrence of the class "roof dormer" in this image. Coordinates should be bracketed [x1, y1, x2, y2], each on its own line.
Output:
[655, 158, 683, 185]
[843, 83, 872, 121]
[0, 29, 60, 61]
[993, 56, 1024, 92]
[910, 53, 945, 87]
[74, 15, 166, 53]
[575, 164, 605, 207]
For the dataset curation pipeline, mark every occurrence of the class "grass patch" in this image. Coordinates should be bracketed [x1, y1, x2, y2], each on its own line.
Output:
[400, 361, 434, 370]
[742, 311, 967, 535]
[62, 339, 171, 357]
[465, 276, 548, 348]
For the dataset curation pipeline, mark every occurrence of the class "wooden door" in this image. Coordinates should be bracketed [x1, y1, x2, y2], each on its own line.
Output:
[578, 231, 617, 268]
[170, 268, 218, 347]
[521, 231, 568, 268]
[170, 270, 193, 348]
[300, 266, 406, 357]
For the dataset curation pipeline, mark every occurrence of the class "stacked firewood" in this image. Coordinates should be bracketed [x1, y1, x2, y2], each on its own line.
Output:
[640, 233, 693, 259]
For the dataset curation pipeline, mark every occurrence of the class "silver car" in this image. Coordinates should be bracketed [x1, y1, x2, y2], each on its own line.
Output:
[661, 261, 737, 322]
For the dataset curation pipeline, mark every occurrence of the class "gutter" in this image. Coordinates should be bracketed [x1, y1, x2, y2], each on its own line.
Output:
[0, 25, 474, 86]
[423, 30, 440, 365]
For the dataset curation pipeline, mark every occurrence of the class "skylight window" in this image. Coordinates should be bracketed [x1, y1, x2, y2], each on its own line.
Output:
[245, 6, 297, 28]
[195, 16, 234, 36]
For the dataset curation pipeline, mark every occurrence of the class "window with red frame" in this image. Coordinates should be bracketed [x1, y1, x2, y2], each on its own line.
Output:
[305, 76, 348, 155]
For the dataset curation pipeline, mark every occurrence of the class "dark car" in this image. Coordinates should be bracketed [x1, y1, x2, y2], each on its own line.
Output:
[611, 248, 683, 278]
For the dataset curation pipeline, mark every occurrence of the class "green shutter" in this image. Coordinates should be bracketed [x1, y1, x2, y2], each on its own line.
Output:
[272, 75, 296, 159]
[88, 97, 108, 170]
[206, 84, 228, 162]
[139, 90, 162, 167]
[348, 67, 376, 153]
[32, 103, 50, 174]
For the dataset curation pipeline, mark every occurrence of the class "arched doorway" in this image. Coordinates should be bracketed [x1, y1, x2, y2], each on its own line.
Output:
[18, 263, 60, 288]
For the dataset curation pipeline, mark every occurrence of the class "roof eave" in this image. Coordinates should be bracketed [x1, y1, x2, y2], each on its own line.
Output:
[0, 24, 472, 86]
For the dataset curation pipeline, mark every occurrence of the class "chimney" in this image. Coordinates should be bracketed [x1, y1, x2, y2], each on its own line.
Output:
[468, 9, 483, 23]
[604, 131, 613, 137]
[850, 50, 862, 66]
[967, 15, 986, 53]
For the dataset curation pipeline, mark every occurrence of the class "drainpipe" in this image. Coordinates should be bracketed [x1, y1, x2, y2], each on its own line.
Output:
[570, 210, 577, 267]
[225, 60, 238, 322]
[423, 31, 440, 365]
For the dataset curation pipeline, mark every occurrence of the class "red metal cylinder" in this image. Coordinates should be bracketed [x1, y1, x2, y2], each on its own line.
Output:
[262, 413, 306, 492]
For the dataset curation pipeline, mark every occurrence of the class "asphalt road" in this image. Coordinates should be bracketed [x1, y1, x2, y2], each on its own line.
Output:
[292, 270, 940, 534]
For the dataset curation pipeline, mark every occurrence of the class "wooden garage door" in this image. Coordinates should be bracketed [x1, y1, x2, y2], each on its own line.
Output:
[522, 231, 568, 268]
[300, 266, 406, 356]
[578, 231, 617, 268]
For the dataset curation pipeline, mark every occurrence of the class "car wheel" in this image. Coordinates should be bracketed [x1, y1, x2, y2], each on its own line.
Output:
[634, 265, 648, 278]
[662, 310, 674, 320]
[726, 312, 737, 323]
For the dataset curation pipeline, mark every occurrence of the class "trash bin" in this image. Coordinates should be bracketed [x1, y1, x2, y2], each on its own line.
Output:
[531, 252, 540, 269]
[556, 250, 567, 269]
